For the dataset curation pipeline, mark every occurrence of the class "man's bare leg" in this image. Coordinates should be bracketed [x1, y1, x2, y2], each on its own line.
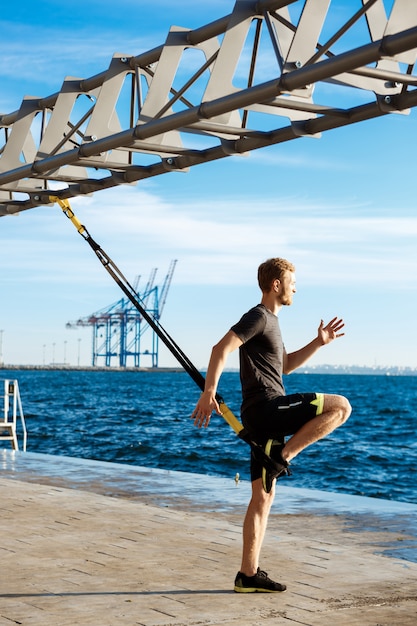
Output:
[282, 394, 351, 463]
[239, 394, 350, 577]
[240, 478, 274, 576]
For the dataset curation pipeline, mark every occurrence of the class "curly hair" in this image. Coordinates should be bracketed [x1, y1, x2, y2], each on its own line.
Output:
[257, 257, 295, 292]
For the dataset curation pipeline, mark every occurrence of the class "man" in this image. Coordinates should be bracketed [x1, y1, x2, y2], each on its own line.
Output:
[191, 257, 351, 593]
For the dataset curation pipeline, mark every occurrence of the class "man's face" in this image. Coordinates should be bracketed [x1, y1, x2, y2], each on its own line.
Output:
[278, 270, 296, 306]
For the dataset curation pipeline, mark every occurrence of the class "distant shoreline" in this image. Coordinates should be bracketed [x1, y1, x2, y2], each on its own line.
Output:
[1, 364, 417, 376]
[0, 364, 184, 373]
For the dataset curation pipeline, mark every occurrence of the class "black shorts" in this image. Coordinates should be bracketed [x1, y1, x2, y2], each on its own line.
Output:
[241, 392, 324, 482]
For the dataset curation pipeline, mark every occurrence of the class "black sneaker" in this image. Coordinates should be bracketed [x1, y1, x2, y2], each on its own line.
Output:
[262, 439, 290, 494]
[234, 568, 287, 593]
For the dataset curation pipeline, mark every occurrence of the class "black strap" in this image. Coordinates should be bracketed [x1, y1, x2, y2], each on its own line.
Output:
[53, 196, 285, 477]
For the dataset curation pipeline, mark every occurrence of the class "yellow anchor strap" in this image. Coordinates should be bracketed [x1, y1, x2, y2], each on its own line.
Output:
[49, 196, 86, 236]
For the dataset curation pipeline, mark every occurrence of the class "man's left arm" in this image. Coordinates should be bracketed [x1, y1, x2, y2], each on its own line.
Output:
[283, 317, 345, 374]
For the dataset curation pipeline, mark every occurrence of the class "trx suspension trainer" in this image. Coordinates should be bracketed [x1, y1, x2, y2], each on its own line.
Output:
[51, 196, 282, 476]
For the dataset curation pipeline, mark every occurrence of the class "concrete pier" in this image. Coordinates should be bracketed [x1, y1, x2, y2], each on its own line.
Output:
[1, 450, 416, 625]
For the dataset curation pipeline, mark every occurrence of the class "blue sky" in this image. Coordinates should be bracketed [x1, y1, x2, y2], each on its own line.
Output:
[1, 0, 417, 370]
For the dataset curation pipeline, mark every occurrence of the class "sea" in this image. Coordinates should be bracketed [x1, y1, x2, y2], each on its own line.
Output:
[2, 369, 416, 505]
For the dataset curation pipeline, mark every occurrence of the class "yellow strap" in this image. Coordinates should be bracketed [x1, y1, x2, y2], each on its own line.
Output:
[218, 401, 244, 436]
[49, 196, 86, 235]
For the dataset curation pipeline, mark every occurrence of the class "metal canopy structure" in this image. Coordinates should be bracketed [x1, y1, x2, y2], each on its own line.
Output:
[1, 0, 417, 216]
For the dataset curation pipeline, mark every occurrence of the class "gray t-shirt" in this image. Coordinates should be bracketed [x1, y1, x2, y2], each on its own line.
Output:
[230, 304, 285, 411]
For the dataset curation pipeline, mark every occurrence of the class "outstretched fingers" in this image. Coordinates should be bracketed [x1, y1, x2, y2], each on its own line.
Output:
[327, 316, 345, 337]
[319, 317, 345, 344]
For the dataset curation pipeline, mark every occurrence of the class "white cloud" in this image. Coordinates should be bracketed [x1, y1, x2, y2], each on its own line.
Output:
[7, 185, 408, 289]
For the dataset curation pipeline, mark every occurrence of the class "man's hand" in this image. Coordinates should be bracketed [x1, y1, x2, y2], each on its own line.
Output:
[318, 317, 345, 345]
[191, 391, 221, 428]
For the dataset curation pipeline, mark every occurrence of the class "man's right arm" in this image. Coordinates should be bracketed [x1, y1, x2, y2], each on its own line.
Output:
[191, 330, 242, 428]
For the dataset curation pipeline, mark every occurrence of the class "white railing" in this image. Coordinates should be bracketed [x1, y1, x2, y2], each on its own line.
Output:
[0, 379, 27, 451]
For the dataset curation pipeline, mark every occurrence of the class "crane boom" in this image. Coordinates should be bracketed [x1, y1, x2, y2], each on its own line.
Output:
[158, 259, 177, 318]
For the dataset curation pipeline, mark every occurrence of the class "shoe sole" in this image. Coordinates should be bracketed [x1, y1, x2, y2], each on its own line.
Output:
[234, 585, 287, 593]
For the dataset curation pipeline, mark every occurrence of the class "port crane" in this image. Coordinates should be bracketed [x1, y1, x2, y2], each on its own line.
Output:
[66, 260, 177, 367]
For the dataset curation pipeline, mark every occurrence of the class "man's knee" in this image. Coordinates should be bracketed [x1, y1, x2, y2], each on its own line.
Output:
[339, 395, 352, 423]
[251, 477, 275, 509]
[324, 394, 351, 425]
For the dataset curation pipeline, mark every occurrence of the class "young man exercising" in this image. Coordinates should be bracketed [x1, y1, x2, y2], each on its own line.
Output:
[191, 257, 351, 593]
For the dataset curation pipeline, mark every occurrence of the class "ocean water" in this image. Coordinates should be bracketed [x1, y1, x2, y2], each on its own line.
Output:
[2, 369, 416, 504]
